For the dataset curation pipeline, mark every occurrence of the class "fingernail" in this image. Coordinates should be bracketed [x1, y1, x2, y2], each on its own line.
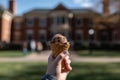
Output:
[63, 51, 66, 53]
[64, 50, 68, 54]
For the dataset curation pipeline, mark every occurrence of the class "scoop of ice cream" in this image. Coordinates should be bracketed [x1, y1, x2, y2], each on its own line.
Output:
[50, 34, 70, 58]
[50, 34, 67, 44]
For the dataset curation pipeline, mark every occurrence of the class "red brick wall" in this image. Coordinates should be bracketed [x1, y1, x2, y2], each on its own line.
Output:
[13, 16, 91, 43]
[16, 17, 49, 42]
[1, 17, 11, 43]
[9, 0, 16, 14]
[12, 22, 21, 43]
[73, 17, 90, 41]
[12, 19, 23, 43]
[0, 17, 2, 40]
[115, 23, 120, 41]
[103, 0, 110, 16]
[82, 18, 88, 41]
[70, 16, 75, 39]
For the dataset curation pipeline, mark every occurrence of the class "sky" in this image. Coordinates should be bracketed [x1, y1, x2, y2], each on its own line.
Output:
[0, 0, 103, 15]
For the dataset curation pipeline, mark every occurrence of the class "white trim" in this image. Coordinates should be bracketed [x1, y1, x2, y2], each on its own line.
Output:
[26, 30, 33, 34]
[39, 30, 46, 34]
[53, 15, 68, 25]
[50, 11, 69, 16]
[2, 14, 12, 21]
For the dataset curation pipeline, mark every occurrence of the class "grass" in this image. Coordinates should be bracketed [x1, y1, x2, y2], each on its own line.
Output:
[0, 62, 46, 80]
[0, 62, 120, 80]
[0, 51, 26, 57]
[76, 50, 120, 57]
[0, 50, 120, 57]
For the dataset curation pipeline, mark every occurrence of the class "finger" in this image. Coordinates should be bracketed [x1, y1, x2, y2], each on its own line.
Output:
[63, 51, 69, 55]
[62, 64, 72, 73]
[54, 53, 66, 66]
[62, 68, 68, 72]
[66, 59, 71, 64]
[66, 64, 72, 71]
[64, 57, 72, 71]
[64, 55, 70, 60]
[48, 53, 54, 63]
[64, 55, 71, 64]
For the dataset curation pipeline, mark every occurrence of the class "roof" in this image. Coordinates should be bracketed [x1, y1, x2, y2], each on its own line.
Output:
[0, 4, 14, 16]
[24, 3, 101, 16]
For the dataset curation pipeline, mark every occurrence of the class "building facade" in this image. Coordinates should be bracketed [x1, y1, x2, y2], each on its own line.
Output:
[0, 0, 120, 48]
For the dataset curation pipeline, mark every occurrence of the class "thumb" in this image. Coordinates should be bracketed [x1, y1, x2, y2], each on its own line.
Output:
[54, 53, 66, 65]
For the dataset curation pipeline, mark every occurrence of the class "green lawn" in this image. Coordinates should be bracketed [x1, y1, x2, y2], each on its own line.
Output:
[0, 51, 30, 57]
[0, 50, 120, 57]
[0, 62, 120, 80]
[76, 50, 120, 57]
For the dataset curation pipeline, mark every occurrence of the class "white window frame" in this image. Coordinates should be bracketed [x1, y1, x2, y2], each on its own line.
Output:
[54, 15, 68, 25]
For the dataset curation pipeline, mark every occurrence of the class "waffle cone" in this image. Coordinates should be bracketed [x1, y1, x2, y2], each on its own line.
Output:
[50, 42, 70, 70]
[50, 42, 70, 58]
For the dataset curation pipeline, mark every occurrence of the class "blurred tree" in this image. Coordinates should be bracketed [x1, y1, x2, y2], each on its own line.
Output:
[92, 0, 120, 15]
[110, 0, 120, 11]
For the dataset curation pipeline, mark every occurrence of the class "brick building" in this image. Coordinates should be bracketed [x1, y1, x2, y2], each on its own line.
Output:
[0, 0, 120, 48]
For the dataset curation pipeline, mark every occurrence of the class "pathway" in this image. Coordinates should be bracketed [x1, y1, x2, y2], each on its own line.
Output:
[0, 50, 120, 63]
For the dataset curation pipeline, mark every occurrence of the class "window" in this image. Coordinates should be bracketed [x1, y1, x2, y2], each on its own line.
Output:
[88, 19, 93, 27]
[54, 16, 67, 25]
[26, 30, 33, 41]
[75, 30, 83, 41]
[26, 18, 34, 27]
[113, 31, 118, 41]
[61, 16, 66, 24]
[39, 30, 46, 42]
[100, 30, 109, 42]
[15, 22, 21, 29]
[75, 18, 83, 27]
[39, 17, 46, 27]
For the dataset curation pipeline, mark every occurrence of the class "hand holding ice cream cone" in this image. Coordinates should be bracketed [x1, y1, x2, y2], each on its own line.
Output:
[49, 34, 70, 71]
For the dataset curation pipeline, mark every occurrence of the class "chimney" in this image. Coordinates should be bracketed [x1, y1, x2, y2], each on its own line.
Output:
[103, 0, 110, 16]
[9, 0, 16, 15]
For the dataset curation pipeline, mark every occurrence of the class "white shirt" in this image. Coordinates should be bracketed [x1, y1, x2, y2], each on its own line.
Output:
[30, 40, 36, 49]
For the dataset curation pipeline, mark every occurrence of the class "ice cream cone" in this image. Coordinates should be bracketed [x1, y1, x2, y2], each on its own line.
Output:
[49, 34, 70, 70]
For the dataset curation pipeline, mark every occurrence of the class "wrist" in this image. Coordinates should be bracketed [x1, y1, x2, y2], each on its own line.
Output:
[58, 78, 66, 80]
[46, 71, 56, 77]
[41, 74, 57, 80]
[57, 75, 67, 80]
